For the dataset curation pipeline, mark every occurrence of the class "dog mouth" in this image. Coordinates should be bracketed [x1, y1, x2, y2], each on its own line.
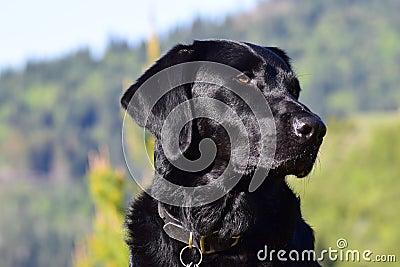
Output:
[277, 150, 319, 178]
[231, 145, 320, 178]
[279, 158, 315, 178]
[230, 152, 319, 185]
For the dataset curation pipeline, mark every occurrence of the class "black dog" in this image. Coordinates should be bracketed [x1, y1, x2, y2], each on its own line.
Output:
[121, 40, 326, 266]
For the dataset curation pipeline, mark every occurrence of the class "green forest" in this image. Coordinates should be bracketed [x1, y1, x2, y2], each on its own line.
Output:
[0, 0, 399, 266]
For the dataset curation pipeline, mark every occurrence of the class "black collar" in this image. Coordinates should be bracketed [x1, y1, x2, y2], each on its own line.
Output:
[158, 203, 240, 255]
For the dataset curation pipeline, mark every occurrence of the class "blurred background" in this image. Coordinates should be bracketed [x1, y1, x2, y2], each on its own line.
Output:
[0, 0, 399, 266]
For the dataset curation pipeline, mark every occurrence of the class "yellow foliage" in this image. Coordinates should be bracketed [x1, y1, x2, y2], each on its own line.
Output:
[146, 31, 160, 68]
[73, 147, 129, 267]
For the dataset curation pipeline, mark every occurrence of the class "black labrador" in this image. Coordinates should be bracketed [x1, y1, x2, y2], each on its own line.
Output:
[121, 39, 326, 266]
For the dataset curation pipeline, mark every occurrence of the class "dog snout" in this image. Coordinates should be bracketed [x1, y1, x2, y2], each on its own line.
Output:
[293, 115, 326, 143]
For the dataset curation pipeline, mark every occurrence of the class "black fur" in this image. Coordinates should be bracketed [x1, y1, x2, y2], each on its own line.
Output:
[121, 40, 326, 266]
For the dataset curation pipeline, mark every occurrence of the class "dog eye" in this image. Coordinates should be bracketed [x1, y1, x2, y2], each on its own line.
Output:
[289, 88, 299, 97]
[235, 73, 251, 84]
[288, 79, 301, 98]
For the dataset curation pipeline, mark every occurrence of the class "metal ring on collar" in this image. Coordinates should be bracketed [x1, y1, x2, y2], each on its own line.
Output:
[179, 245, 202, 266]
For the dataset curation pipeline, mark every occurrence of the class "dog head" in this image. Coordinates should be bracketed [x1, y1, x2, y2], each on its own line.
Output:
[121, 39, 326, 192]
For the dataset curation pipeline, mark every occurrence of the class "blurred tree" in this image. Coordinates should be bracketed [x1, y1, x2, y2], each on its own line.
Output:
[72, 31, 160, 267]
[145, 30, 160, 69]
[72, 148, 129, 267]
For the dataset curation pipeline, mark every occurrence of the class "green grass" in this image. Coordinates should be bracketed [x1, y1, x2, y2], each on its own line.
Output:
[288, 112, 400, 266]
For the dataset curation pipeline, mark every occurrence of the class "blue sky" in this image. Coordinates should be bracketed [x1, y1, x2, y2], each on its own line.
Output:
[1, 0, 258, 70]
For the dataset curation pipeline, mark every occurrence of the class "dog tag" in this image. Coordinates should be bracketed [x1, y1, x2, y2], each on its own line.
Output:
[179, 245, 202, 267]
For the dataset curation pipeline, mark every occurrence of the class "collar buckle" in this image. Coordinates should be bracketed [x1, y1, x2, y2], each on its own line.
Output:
[199, 231, 240, 255]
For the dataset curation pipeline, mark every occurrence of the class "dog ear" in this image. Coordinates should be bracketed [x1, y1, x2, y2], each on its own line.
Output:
[121, 44, 195, 160]
[266, 47, 292, 69]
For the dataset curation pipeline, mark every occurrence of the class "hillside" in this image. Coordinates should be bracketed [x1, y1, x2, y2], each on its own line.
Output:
[1, 0, 400, 266]
[1, 0, 400, 180]
[165, 0, 400, 115]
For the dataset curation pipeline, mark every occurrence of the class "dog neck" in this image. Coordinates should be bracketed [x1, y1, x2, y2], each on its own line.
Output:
[158, 202, 241, 255]
[155, 174, 299, 253]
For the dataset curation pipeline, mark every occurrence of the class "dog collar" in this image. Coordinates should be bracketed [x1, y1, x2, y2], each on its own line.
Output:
[158, 203, 240, 255]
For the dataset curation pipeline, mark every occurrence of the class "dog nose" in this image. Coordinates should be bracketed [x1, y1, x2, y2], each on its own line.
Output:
[293, 115, 326, 142]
